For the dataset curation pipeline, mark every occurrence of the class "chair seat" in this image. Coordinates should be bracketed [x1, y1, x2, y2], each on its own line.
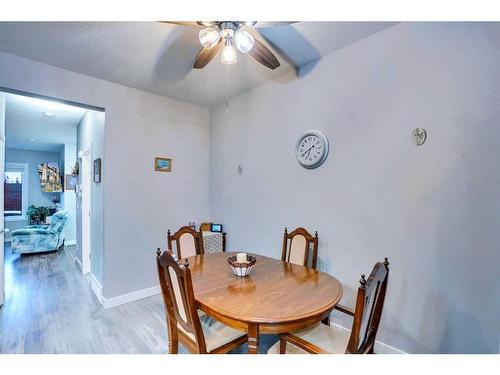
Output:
[267, 323, 350, 354]
[178, 311, 246, 352]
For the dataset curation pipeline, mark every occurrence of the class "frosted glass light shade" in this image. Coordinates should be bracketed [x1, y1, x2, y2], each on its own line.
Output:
[199, 27, 221, 49]
[221, 37, 237, 64]
[235, 30, 254, 53]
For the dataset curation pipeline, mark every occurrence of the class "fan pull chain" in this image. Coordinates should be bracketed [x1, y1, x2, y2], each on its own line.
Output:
[225, 64, 230, 114]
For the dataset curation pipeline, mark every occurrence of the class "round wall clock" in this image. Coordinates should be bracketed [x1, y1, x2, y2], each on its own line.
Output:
[296, 130, 330, 169]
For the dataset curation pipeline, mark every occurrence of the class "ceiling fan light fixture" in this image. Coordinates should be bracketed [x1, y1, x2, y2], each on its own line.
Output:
[199, 26, 221, 49]
[234, 30, 254, 53]
[221, 36, 237, 65]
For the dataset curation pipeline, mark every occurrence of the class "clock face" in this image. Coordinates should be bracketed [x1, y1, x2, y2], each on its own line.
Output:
[296, 130, 329, 169]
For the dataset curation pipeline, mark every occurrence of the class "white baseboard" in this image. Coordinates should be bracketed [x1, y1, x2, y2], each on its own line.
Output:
[102, 285, 161, 310]
[331, 323, 407, 354]
[64, 245, 80, 269]
[75, 256, 83, 272]
[89, 273, 104, 305]
[63, 245, 74, 257]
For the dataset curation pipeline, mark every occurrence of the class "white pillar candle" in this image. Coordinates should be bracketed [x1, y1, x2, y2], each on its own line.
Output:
[237, 252, 248, 263]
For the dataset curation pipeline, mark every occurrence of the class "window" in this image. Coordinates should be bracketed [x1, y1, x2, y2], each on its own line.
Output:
[4, 163, 29, 221]
[5, 171, 23, 215]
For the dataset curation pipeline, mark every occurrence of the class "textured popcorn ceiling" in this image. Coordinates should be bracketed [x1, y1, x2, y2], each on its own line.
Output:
[0, 22, 397, 107]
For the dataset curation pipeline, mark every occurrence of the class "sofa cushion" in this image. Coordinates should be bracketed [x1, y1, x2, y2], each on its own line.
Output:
[11, 228, 52, 236]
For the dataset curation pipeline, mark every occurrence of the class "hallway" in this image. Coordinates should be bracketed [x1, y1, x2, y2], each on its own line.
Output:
[0, 245, 167, 353]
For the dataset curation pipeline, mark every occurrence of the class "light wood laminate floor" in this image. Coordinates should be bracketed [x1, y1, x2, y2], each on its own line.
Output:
[0, 244, 276, 353]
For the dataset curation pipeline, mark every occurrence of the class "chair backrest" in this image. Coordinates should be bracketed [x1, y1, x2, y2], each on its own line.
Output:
[167, 226, 205, 259]
[281, 227, 319, 269]
[156, 249, 207, 352]
[48, 211, 69, 233]
[346, 258, 390, 354]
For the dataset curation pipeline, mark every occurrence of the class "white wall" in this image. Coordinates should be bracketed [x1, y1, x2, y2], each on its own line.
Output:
[209, 22, 500, 353]
[0, 51, 210, 299]
[62, 142, 77, 245]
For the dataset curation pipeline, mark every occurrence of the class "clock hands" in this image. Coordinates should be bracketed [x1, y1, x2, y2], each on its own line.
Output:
[301, 145, 315, 158]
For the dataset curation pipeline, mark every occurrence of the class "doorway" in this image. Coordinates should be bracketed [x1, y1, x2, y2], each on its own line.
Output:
[0, 87, 105, 311]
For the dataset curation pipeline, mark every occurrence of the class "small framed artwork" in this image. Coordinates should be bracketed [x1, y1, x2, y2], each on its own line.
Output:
[155, 157, 172, 172]
[65, 174, 78, 191]
[94, 158, 102, 183]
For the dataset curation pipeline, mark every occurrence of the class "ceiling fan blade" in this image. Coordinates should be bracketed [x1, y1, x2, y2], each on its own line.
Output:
[254, 21, 298, 28]
[248, 38, 280, 70]
[158, 21, 202, 27]
[193, 40, 222, 69]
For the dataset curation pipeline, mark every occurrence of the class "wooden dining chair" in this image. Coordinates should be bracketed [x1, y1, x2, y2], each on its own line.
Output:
[281, 227, 319, 269]
[156, 249, 248, 354]
[268, 258, 390, 354]
[167, 226, 204, 259]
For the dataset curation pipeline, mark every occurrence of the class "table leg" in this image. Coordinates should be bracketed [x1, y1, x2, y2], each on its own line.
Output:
[321, 316, 330, 326]
[247, 324, 259, 354]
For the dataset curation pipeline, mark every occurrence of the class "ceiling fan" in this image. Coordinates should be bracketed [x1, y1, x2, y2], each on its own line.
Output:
[160, 21, 296, 70]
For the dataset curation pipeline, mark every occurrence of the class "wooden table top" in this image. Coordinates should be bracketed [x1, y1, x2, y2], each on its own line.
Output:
[188, 252, 343, 327]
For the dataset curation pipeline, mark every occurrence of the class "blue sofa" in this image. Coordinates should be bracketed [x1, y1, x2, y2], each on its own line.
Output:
[11, 211, 69, 254]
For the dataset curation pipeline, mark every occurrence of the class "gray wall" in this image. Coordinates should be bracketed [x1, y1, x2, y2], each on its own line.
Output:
[76, 110, 105, 284]
[209, 22, 500, 353]
[5, 148, 62, 238]
[0, 51, 210, 299]
[5, 148, 61, 208]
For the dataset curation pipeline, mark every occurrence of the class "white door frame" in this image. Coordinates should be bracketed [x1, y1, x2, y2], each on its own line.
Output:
[0, 128, 4, 306]
[81, 145, 92, 274]
[0, 93, 5, 306]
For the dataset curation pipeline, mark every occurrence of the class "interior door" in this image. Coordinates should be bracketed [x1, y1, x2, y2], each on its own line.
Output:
[0, 93, 6, 306]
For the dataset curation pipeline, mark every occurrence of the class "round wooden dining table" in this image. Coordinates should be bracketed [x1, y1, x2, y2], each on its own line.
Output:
[188, 251, 343, 354]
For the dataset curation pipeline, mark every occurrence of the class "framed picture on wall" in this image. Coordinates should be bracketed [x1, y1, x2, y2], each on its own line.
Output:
[154, 157, 172, 172]
[94, 158, 102, 183]
[38, 162, 63, 192]
[65, 174, 78, 191]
